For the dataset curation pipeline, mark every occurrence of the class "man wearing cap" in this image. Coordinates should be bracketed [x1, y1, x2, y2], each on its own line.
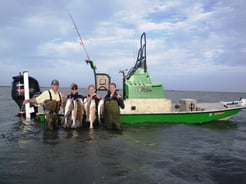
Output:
[23, 79, 65, 130]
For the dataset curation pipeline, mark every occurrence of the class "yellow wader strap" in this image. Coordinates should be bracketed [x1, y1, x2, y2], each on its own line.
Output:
[48, 90, 61, 101]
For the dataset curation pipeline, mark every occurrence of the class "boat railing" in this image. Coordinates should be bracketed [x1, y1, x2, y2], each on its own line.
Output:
[126, 32, 147, 80]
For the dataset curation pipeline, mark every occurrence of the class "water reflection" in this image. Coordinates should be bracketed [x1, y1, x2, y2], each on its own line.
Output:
[42, 130, 60, 145]
[6, 110, 246, 184]
[2, 88, 246, 184]
[62, 129, 80, 139]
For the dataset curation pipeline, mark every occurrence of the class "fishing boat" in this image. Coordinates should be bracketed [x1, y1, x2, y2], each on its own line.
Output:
[93, 32, 246, 124]
[12, 32, 246, 124]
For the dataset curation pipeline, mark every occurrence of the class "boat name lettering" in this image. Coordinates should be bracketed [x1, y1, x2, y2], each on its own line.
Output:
[136, 88, 152, 93]
[214, 112, 224, 116]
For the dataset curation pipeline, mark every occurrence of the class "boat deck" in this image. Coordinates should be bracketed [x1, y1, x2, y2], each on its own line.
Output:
[172, 102, 244, 113]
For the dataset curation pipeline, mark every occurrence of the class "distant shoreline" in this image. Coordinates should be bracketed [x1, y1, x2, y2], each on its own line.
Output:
[1, 86, 245, 94]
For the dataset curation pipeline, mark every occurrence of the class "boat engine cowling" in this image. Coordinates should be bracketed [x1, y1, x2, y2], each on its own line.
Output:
[240, 98, 246, 106]
[11, 73, 41, 114]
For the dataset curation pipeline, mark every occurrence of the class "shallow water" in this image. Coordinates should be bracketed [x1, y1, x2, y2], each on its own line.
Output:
[0, 87, 246, 184]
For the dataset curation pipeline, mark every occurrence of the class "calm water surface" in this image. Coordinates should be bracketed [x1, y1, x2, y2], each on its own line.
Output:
[0, 87, 246, 184]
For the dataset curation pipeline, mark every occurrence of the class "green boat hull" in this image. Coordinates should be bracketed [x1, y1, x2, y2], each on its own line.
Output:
[120, 107, 243, 124]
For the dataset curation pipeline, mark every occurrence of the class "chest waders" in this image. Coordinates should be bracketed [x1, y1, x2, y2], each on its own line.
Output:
[103, 100, 122, 131]
[43, 90, 61, 130]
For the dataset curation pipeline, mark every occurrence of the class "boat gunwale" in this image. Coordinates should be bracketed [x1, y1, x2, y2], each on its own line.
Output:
[120, 106, 246, 116]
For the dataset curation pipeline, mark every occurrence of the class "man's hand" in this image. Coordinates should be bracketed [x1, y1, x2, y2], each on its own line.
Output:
[23, 98, 36, 104]
[23, 99, 30, 104]
[115, 94, 122, 99]
[61, 92, 66, 99]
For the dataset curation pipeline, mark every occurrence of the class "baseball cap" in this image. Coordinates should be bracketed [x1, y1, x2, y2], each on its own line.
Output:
[51, 79, 59, 86]
[71, 83, 78, 89]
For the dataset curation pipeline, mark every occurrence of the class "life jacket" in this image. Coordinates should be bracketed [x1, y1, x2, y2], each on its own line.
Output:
[43, 90, 61, 113]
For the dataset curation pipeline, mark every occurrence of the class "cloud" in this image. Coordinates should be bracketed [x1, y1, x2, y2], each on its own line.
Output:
[0, 0, 246, 92]
[37, 40, 81, 57]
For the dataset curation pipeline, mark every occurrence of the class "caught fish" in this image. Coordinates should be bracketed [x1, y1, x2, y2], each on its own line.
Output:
[77, 98, 85, 127]
[84, 99, 97, 129]
[98, 99, 104, 124]
[64, 99, 73, 128]
[71, 100, 78, 128]
[64, 98, 84, 128]
[88, 99, 96, 129]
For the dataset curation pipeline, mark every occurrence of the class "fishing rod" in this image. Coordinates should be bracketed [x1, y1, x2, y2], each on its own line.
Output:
[68, 11, 91, 61]
[68, 12, 96, 70]
[68, 11, 98, 89]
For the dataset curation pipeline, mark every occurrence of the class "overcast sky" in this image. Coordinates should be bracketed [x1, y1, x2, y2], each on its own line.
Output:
[1, 0, 246, 92]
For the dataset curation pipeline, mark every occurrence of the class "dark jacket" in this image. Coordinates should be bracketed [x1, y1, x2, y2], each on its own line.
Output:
[104, 91, 125, 109]
[67, 92, 84, 101]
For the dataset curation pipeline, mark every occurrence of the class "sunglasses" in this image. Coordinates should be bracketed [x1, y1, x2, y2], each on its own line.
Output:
[71, 87, 78, 90]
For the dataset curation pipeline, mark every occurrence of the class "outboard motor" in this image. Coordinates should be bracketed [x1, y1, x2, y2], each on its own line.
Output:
[11, 72, 41, 115]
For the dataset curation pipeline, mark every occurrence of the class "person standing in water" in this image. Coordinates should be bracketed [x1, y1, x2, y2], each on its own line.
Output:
[84, 84, 101, 128]
[23, 80, 65, 130]
[103, 83, 125, 131]
[64, 83, 84, 128]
